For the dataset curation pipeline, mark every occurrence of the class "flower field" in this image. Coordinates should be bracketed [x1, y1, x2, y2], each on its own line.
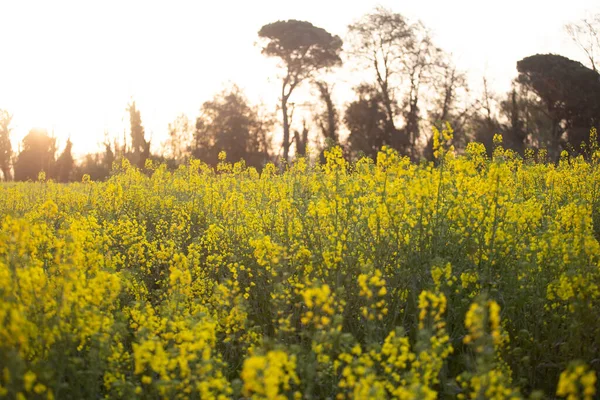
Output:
[1, 127, 599, 399]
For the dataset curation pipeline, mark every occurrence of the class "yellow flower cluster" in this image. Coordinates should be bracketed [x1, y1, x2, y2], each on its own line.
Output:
[459, 298, 520, 399]
[432, 122, 455, 160]
[300, 283, 338, 329]
[464, 299, 506, 349]
[241, 350, 299, 399]
[358, 269, 388, 321]
[460, 271, 480, 297]
[1, 127, 600, 398]
[547, 273, 600, 312]
[557, 362, 597, 400]
[335, 290, 453, 399]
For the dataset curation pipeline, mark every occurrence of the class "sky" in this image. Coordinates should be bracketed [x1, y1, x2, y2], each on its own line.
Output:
[0, 0, 598, 157]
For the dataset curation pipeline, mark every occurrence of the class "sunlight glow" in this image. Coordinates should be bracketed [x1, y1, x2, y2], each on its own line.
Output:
[0, 0, 598, 156]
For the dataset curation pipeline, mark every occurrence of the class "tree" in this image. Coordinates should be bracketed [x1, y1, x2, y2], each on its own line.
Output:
[469, 77, 503, 154]
[345, 84, 391, 159]
[165, 114, 192, 164]
[73, 140, 115, 182]
[14, 128, 56, 181]
[103, 134, 116, 174]
[0, 110, 12, 181]
[430, 61, 466, 125]
[517, 54, 600, 157]
[512, 83, 554, 151]
[484, 82, 553, 156]
[313, 80, 339, 145]
[499, 88, 527, 154]
[192, 85, 273, 168]
[565, 13, 600, 72]
[55, 138, 74, 182]
[75, 153, 108, 182]
[401, 21, 443, 159]
[258, 20, 343, 162]
[127, 101, 149, 168]
[293, 119, 310, 157]
[425, 60, 472, 159]
[347, 7, 413, 152]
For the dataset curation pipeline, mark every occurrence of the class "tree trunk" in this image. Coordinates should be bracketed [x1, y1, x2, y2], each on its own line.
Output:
[294, 121, 309, 157]
[440, 86, 451, 122]
[282, 96, 290, 162]
[383, 94, 399, 149]
[381, 88, 396, 133]
[550, 118, 562, 161]
[406, 92, 420, 160]
[315, 81, 338, 143]
[1, 166, 11, 181]
[326, 104, 336, 143]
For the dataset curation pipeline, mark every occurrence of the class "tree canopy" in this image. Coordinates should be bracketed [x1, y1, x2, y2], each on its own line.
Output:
[346, 7, 444, 157]
[565, 13, 600, 72]
[259, 20, 343, 75]
[259, 20, 342, 162]
[345, 84, 391, 159]
[192, 85, 272, 168]
[55, 138, 74, 183]
[0, 110, 12, 181]
[127, 101, 150, 168]
[13, 128, 56, 181]
[4, 9, 600, 180]
[517, 54, 600, 149]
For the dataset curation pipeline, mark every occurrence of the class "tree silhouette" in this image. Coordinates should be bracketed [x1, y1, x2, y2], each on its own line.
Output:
[347, 7, 413, 152]
[73, 141, 116, 182]
[426, 58, 472, 158]
[258, 20, 342, 162]
[464, 76, 555, 157]
[401, 21, 443, 159]
[469, 77, 502, 155]
[166, 114, 192, 165]
[103, 140, 115, 173]
[565, 13, 600, 72]
[192, 85, 273, 168]
[293, 119, 309, 157]
[14, 128, 56, 181]
[517, 54, 600, 156]
[313, 80, 339, 144]
[75, 154, 103, 181]
[500, 88, 527, 153]
[487, 81, 554, 155]
[345, 84, 391, 159]
[55, 138, 74, 182]
[127, 101, 149, 168]
[0, 110, 13, 181]
[505, 83, 554, 152]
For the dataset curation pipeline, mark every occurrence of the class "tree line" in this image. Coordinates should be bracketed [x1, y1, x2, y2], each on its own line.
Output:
[1, 7, 599, 182]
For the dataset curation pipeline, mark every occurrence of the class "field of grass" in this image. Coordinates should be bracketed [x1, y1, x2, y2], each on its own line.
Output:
[0, 127, 599, 399]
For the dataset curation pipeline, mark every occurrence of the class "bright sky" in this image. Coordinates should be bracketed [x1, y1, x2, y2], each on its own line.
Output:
[0, 0, 598, 157]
